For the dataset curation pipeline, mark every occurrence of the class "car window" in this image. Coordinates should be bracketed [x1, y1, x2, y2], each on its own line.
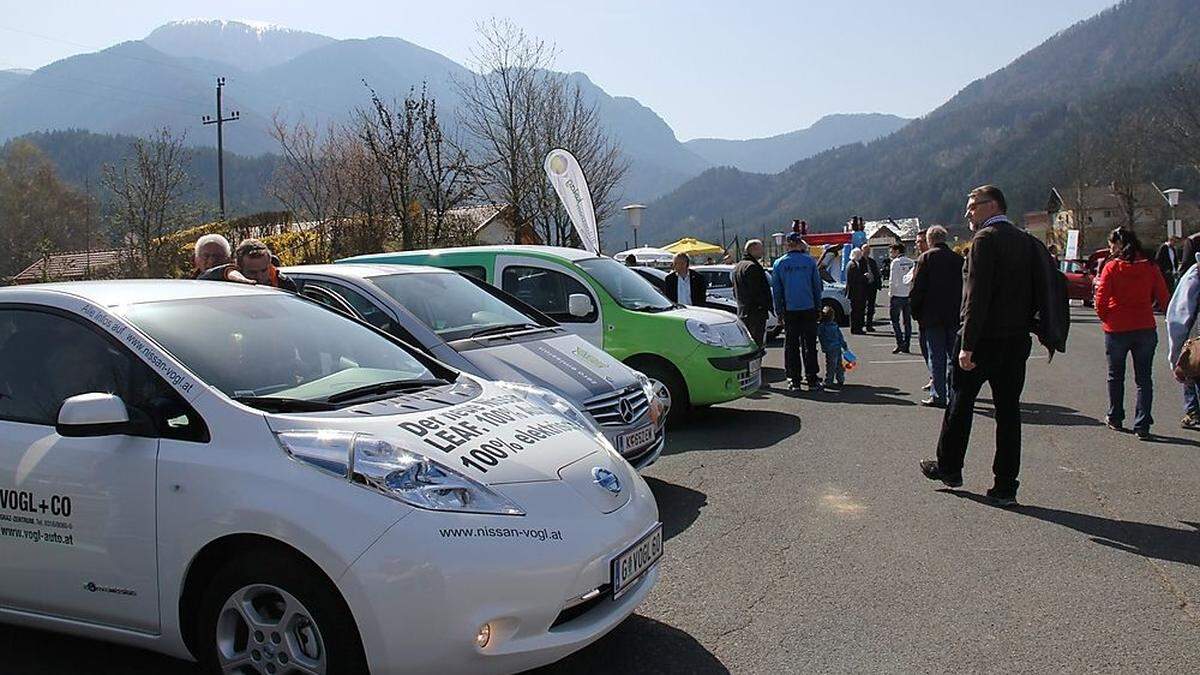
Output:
[0, 309, 207, 441]
[370, 273, 537, 341]
[306, 280, 392, 332]
[577, 258, 673, 312]
[501, 265, 597, 323]
[701, 270, 733, 288]
[122, 294, 437, 403]
[449, 265, 488, 281]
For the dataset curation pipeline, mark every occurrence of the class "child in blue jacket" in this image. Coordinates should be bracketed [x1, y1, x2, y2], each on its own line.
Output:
[817, 306, 847, 387]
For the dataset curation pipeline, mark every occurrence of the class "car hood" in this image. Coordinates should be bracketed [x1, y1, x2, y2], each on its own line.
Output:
[264, 378, 612, 485]
[669, 305, 739, 325]
[454, 333, 637, 406]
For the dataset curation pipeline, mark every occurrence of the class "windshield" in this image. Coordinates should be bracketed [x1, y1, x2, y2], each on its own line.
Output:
[122, 294, 437, 403]
[577, 257, 674, 311]
[370, 272, 539, 341]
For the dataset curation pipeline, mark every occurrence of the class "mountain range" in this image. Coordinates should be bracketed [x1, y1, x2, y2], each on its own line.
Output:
[633, 0, 1200, 246]
[684, 113, 910, 175]
[0, 19, 901, 210]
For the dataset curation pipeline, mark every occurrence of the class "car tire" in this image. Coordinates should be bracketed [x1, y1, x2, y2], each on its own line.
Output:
[196, 547, 368, 675]
[630, 358, 689, 426]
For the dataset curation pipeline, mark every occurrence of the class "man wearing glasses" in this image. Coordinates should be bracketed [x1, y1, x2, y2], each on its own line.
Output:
[919, 185, 1036, 507]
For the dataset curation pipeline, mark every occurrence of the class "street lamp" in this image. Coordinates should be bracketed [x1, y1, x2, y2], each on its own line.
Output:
[771, 232, 785, 259]
[622, 204, 646, 248]
[1163, 188, 1183, 238]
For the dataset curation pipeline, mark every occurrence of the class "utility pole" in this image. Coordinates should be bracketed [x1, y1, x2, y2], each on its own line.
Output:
[201, 77, 240, 221]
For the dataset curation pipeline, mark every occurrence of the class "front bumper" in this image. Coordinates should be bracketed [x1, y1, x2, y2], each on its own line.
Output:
[680, 345, 762, 405]
[339, 475, 660, 674]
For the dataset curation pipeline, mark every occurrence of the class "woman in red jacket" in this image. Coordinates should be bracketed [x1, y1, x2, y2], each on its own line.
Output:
[1094, 227, 1170, 439]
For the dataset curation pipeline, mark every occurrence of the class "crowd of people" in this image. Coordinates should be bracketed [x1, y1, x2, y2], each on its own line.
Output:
[731, 184, 1066, 507]
[185, 185, 1200, 510]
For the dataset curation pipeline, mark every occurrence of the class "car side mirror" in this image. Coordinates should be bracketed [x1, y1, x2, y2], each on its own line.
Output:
[56, 393, 131, 438]
[568, 293, 594, 318]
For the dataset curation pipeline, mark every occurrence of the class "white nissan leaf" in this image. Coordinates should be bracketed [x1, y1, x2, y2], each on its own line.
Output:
[0, 280, 662, 674]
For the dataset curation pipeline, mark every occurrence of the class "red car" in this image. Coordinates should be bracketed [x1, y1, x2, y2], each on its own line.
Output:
[1062, 249, 1110, 307]
[1062, 260, 1095, 306]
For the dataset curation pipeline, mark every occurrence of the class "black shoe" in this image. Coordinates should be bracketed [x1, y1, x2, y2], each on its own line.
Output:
[1105, 418, 1126, 432]
[807, 380, 824, 392]
[919, 459, 962, 488]
[787, 380, 803, 391]
[920, 397, 946, 408]
[985, 487, 1018, 507]
[892, 347, 903, 354]
[851, 329, 865, 335]
[1182, 414, 1200, 430]
[1135, 427, 1152, 441]
[900, 347, 911, 354]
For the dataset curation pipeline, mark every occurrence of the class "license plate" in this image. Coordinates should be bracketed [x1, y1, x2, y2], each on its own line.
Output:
[748, 358, 761, 374]
[618, 425, 655, 452]
[611, 523, 663, 598]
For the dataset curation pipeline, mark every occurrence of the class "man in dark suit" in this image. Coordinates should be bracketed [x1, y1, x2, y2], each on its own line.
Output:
[1156, 235, 1181, 291]
[664, 252, 708, 307]
[863, 246, 882, 330]
[909, 225, 964, 407]
[920, 185, 1036, 507]
[732, 239, 773, 346]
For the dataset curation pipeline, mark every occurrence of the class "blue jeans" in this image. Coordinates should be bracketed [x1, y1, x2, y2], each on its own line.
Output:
[889, 296, 911, 351]
[924, 323, 958, 402]
[1184, 381, 1200, 418]
[1105, 329, 1157, 431]
[824, 348, 844, 385]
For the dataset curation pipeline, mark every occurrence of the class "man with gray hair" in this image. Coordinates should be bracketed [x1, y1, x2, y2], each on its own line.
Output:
[192, 233, 232, 278]
[908, 225, 963, 407]
[732, 238, 773, 346]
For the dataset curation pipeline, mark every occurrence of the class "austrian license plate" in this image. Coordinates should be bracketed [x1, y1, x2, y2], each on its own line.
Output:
[611, 523, 663, 598]
[619, 425, 655, 452]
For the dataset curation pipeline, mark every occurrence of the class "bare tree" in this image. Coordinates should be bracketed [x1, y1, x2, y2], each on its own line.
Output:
[101, 128, 196, 277]
[1164, 65, 1200, 177]
[269, 114, 343, 259]
[413, 96, 477, 247]
[456, 19, 556, 243]
[457, 20, 626, 248]
[357, 83, 424, 250]
[529, 76, 627, 246]
[1103, 112, 1154, 230]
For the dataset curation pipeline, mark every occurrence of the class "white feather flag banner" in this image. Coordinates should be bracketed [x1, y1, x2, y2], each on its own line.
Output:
[544, 149, 600, 253]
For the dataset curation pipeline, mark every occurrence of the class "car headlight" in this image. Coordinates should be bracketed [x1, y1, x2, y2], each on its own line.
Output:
[275, 430, 525, 515]
[634, 371, 666, 424]
[686, 318, 725, 346]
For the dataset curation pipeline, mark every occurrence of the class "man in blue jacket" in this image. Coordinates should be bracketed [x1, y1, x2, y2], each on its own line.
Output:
[772, 232, 825, 390]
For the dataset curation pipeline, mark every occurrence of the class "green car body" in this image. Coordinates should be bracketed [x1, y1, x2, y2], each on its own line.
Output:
[341, 246, 762, 409]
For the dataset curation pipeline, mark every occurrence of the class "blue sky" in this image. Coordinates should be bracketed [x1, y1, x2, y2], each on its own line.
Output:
[0, 0, 1117, 140]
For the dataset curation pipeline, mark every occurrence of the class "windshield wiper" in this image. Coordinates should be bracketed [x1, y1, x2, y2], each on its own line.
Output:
[325, 378, 451, 404]
[629, 303, 672, 313]
[232, 396, 337, 413]
[467, 323, 541, 339]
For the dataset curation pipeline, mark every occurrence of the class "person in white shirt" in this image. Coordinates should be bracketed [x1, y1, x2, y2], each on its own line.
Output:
[888, 243, 916, 354]
[664, 252, 707, 307]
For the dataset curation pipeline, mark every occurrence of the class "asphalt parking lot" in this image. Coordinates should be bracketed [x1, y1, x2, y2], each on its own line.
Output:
[3, 307, 1198, 673]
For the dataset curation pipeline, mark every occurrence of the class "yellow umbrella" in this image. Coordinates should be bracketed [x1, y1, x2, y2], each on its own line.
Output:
[662, 237, 724, 257]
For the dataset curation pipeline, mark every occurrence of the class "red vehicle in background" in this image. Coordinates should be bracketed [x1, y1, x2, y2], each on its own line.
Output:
[1062, 248, 1110, 307]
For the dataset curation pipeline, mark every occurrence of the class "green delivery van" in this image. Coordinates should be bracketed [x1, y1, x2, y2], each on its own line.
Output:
[341, 246, 762, 419]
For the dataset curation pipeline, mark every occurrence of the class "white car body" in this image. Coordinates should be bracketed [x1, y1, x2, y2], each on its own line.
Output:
[0, 281, 660, 674]
[693, 264, 852, 326]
